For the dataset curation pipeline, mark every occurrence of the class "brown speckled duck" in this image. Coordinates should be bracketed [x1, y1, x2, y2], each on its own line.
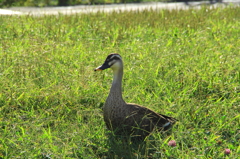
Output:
[95, 53, 177, 140]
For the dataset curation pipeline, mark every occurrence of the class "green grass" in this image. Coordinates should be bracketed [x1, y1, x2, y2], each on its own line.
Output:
[0, 6, 240, 158]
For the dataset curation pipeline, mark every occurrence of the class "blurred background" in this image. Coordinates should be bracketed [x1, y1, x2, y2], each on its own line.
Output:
[0, 0, 222, 7]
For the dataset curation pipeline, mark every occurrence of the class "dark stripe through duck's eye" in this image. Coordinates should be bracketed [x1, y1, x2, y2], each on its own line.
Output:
[107, 54, 122, 66]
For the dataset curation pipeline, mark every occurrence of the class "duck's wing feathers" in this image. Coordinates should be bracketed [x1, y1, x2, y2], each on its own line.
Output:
[126, 103, 177, 131]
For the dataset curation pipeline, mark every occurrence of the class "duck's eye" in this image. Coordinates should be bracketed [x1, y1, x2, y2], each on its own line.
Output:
[108, 60, 116, 66]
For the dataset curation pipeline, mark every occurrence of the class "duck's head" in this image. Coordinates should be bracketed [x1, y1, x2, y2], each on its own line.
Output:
[94, 53, 123, 71]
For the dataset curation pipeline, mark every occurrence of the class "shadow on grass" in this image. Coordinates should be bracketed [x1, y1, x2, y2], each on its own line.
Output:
[101, 129, 174, 159]
[103, 133, 155, 159]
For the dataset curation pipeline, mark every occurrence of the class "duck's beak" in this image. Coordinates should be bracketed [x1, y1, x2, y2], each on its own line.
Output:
[94, 67, 102, 71]
[94, 62, 110, 71]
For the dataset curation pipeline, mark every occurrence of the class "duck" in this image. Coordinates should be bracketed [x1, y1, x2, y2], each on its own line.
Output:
[94, 53, 177, 140]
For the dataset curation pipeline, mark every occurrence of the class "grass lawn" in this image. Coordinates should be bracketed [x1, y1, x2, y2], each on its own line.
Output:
[0, 5, 239, 158]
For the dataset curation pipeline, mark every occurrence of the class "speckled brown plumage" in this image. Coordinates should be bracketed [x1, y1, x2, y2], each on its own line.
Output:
[95, 53, 177, 140]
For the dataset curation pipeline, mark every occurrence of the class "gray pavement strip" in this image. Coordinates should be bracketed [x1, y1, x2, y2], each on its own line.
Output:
[0, 1, 239, 16]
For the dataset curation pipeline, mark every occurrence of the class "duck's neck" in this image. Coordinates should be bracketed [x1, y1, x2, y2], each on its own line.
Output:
[108, 68, 125, 103]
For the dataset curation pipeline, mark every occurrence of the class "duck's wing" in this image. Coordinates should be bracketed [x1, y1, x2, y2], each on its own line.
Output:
[126, 103, 177, 131]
